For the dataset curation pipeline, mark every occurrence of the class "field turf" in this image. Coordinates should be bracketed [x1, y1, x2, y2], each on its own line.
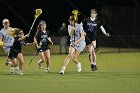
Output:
[0, 52, 140, 93]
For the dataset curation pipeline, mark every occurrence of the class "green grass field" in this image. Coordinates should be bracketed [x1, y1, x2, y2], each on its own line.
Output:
[0, 52, 140, 93]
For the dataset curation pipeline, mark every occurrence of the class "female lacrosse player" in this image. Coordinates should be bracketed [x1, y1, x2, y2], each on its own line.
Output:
[8, 29, 30, 75]
[0, 19, 14, 62]
[34, 20, 53, 72]
[0, 18, 19, 73]
[82, 9, 109, 71]
[60, 15, 86, 74]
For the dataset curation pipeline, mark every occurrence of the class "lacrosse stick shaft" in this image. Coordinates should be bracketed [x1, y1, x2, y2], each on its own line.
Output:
[28, 18, 37, 36]
[28, 9, 42, 36]
[29, 48, 39, 65]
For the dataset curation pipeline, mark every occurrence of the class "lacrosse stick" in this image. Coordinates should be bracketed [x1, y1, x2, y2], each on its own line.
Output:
[28, 9, 42, 36]
[28, 48, 40, 65]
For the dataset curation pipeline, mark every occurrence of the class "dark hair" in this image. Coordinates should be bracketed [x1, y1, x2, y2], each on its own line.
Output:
[15, 29, 23, 36]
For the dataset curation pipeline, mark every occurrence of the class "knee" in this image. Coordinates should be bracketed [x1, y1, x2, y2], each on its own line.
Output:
[11, 60, 16, 66]
[92, 50, 96, 55]
[72, 57, 77, 62]
[19, 61, 24, 65]
[88, 52, 92, 57]
[12, 62, 18, 67]
[68, 54, 73, 59]
[40, 56, 45, 62]
[41, 58, 46, 62]
[42, 60, 45, 62]
[46, 57, 50, 62]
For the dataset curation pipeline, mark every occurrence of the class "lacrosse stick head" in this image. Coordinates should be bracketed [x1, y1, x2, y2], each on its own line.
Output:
[34, 9, 42, 19]
[72, 9, 80, 21]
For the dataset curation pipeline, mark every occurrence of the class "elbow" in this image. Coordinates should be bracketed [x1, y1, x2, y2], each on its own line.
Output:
[81, 36, 85, 40]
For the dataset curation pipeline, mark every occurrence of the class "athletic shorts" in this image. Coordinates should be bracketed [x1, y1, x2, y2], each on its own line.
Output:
[3, 38, 14, 53]
[39, 46, 50, 52]
[85, 34, 97, 45]
[71, 42, 86, 52]
[8, 50, 20, 59]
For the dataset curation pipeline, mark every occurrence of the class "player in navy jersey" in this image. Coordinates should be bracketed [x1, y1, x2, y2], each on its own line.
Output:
[0, 19, 21, 73]
[34, 20, 53, 72]
[82, 9, 109, 71]
[8, 29, 31, 75]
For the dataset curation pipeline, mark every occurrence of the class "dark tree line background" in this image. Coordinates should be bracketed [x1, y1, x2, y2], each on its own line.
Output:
[0, 0, 140, 48]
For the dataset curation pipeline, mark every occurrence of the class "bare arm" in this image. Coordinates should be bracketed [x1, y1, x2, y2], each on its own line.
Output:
[68, 26, 75, 37]
[34, 37, 39, 48]
[73, 32, 85, 45]
[47, 37, 53, 45]
[100, 25, 110, 37]
[18, 34, 29, 41]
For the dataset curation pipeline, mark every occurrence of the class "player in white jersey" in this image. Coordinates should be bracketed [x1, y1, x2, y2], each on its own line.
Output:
[60, 15, 86, 74]
[0, 19, 19, 74]
[0, 19, 14, 53]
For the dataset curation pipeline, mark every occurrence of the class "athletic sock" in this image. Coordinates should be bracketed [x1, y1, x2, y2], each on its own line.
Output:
[15, 66, 19, 74]
[15, 66, 19, 69]
[91, 61, 96, 65]
[62, 66, 66, 70]
[10, 67, 14, 74]
[92, 62, 96, 65]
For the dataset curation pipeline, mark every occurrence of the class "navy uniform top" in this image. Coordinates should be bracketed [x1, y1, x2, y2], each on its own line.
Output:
[35, 30, 50, 47]
[10, 37, 26, 53]
[82, 17, 102, 36]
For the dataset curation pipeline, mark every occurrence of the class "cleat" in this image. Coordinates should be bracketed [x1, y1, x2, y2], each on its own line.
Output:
[60, 68, 65, 74]
[10, 67, 14, 74]
[95, 66, 98, 70]
[19, 72, 23, 75]
[77, 63, 81, 72]
[45, 68, 50, 73]
[10, 72, 14, 75]
[91, 64, 97, 71]
[18, 71, 23, 75]
[60, 72, 64, 74]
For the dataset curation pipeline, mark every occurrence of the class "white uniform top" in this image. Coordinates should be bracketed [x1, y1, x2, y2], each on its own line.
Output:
[68, 24, 86, 51]
[0, 27, 14, 53]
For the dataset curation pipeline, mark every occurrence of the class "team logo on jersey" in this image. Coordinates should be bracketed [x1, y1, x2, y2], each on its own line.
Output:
[87, 23, 97, 26]
[41, 35, 48, 38]
[20, 41, 25, 46]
